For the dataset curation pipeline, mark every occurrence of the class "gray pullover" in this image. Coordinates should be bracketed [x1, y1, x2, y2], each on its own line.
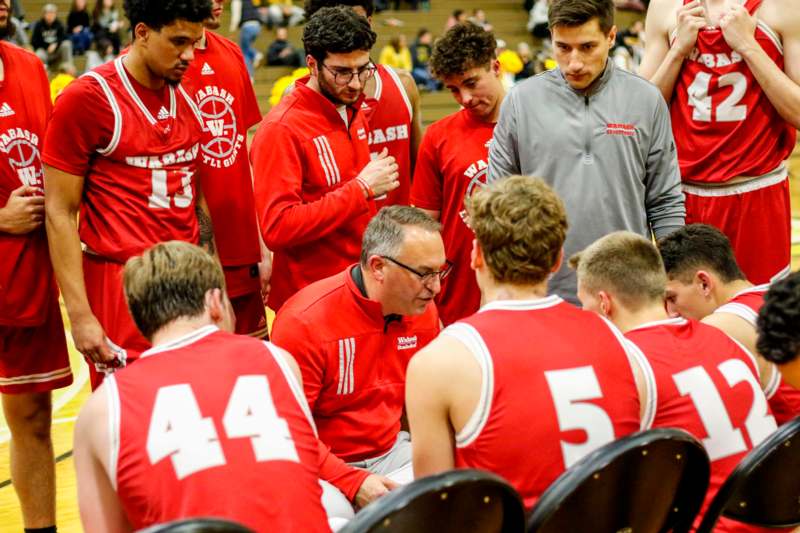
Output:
[489, 60, 685, 303]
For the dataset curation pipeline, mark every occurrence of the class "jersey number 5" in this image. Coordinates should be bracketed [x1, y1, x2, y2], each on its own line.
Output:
[687, 72, 747, 123]
[146, 375, 299, 479]
[545, 366, 616, 469]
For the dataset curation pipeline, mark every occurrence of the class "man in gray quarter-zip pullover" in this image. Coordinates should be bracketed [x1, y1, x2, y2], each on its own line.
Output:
[488, 0, 684, 304]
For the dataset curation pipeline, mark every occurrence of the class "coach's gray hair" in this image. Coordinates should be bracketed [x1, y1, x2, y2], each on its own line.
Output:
[360, 206, 441, 265]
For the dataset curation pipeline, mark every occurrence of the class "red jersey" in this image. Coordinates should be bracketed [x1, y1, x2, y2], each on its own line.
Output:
[410, 109, 492, 325]
[451, 297, 651, 509]
[715, 284, 800, 425]
[272, 267, 439, 462]
[42, 57, 204, 263]
[364, 65, 413, 208]
[626, 318, 778, 533]
[0, 43, 57, 326]
[251, 81, 375, 310]
[108, 326, 329, 533]
[183, 31, 262, 270]
[670, 0, 796, 183]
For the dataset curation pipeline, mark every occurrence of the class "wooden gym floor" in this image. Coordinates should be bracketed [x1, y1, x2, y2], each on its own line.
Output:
[1, 154, 800, 532]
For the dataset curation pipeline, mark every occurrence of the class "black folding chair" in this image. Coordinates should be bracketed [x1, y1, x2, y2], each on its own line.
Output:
[137, 518, 255, 533]
[527, 428, 710, 533]
[339, 468, 526, 533]
[696, 415, 800, 532]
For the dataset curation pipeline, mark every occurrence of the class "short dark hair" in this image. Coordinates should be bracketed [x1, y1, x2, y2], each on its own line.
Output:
[657, 224, 746, 284]
[304, 0, 374, 18]
[123, 0, 211, 32]
[361, 206, 441, 265]
[430, 22, 496, 79]
[548, 0, 615, 34]
[757, 272, 800, 365]
[303, 6, 376, 65]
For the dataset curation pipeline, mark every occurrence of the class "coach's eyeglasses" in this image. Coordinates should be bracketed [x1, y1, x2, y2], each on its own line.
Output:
[382, 256, 454, 285]
[321, 61, 377, 86]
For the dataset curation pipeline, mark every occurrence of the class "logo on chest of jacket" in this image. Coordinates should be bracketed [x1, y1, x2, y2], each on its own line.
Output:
[606, 123, 636, 137]
[397, 335, 418, 350]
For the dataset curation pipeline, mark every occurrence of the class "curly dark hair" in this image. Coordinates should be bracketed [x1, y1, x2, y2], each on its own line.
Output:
[430, 22, 496, 79]
[303, 6, 376, 65]
[757, 272, 800, 365]
[123, 0, 211, 31]
[304, 0, 374, 18]
[657, 224, 745, 283]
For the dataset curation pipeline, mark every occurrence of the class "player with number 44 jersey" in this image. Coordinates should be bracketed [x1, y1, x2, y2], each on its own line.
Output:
[640, 0, 800, 285]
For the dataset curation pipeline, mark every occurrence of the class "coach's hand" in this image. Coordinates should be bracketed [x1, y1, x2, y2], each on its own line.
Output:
[355, 474, 399, 509]
[0, 185, 45, 235]
[358, 148, 400, 198]
[72, 313, 114, 364]
[719, 4, 758, 54]
[673, 0, 706, 57]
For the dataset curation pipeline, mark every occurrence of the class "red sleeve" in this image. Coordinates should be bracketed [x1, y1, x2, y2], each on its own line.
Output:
[236, 48, 262, 129]
[410, 125, 443, 211]
[317, 441, 371, 502]
[42, 77, 114, 176]
[251, 121, 371, 250]
[34, 59, 53, 117]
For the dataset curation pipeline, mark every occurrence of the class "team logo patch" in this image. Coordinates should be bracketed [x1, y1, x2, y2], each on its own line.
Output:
[606, 123, 636, 137]
[195, 85, 244, 169]
[0, 128, 44, 189]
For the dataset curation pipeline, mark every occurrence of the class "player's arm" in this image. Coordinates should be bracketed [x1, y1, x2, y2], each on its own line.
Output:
[719, 1, 800, 129]
[44, 165, 113, 363]
[638, 0, 706, 102]
[194, 187, 217, 258]
[396, 70, 423, 175]
[406, 335, 466, 478]
[487, 91, 521, 181]
[702, 312, 777, 392]
[643, 97, 685, 240]
[252, 124, 397, 249]
[74, 385, 133, 533]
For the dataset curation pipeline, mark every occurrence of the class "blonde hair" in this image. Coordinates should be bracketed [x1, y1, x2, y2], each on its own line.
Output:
[467, 175, 567, 285]
[572, 231, 666, 310]
[123, 241, 224, 339]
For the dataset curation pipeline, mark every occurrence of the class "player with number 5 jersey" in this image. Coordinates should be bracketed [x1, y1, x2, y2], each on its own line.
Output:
[406, 177, 654, 510]
[43, 0, 214, 389]
[639, 0, 800, 285]
[74, 242, 329, 532]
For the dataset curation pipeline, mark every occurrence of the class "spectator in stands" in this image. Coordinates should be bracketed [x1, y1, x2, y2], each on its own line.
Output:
[2, 16, 29, 48]
[84, 36, 114, 69]
[410, 28, 438, 91]
[527, 0, 550, 40]
[444, 9, 467, 30]
[758, 272, 800, 389]
[469, 8, 493, 32]
[266, 26, 302, 66]
[378, 34, 412, 71]
[32, 4, 74, 71]
[50, 62, 77, 102]
[392, 0, 419, 10]
[91, 0, 122, 54]
[496, 38, 523, 89]
[515, 41, 536, 80]
[267, 0, 305, 27]
[67, 0, 93, 55]
[230, 0, 268, 77]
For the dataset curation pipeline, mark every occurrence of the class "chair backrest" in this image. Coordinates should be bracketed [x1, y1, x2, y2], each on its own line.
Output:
[338, 469, 526, 533]
[695, 415, 800, 533]
[527, 428, 710, 533]
[137, 518, 255, 533]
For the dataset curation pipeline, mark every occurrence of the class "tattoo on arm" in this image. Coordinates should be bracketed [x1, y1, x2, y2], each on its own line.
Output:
[196, 204, 216, 255]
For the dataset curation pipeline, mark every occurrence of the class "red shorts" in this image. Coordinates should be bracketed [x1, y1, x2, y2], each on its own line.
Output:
[0, 295, 72, 394]
[683, 172, 791, 285]
[84, 253, 149, 390]
[225, 264, 268, 339]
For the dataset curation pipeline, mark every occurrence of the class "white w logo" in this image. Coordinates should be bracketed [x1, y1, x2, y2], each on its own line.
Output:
[206, 119, 225, 137]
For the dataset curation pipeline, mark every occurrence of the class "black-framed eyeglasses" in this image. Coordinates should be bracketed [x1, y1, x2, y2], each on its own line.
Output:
[382, 256, 453, 284]
[321, 61, 377, 86]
